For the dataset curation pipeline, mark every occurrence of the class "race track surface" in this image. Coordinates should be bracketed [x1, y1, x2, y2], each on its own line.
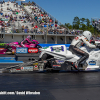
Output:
[0, 54, 100, 100]
[0, 72, 100, 100]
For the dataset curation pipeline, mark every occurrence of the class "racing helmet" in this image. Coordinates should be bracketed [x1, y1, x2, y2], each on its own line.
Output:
[82, 31, 92, 41]
[27, 35, 31, 40]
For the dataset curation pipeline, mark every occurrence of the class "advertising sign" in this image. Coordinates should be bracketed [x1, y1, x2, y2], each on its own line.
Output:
[28, 48, 38, 53]
[16, 48, 28, 53]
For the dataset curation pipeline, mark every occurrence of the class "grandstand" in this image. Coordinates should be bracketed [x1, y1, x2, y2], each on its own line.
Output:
[91, 18, 100, 31]
[0, 1, 81, 44]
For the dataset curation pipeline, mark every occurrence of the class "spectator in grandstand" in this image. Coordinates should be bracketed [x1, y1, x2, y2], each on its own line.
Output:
[16, 3, 18, 8]
[22, 25, 25, 32]
[0, 11, 3, 15]
[30, 28, 34, 33]
[34, 27, 38, 34]
[7, 2, 9, 6]
[25, 26, 28, 29]
[24, 28, 28, 33]
[16, 29, 19, 33]
[98, 19, 100, 24]
[3, 0, 5, 3]
[0, 24, 1, 31]
[10, 16, 13, 21]
[92, 19, 95, 24]
[7, 7, 9, 10]
[48, 29, 53, 34]
[1, 4, 3, 7]
[13, 3, 15, 7]
[23, 20, 26, 23]
[1, 8, 3, 11]
[91, 35, 95, 41]
[13, 27, 16, 33]
[19, 16, 22, 19]
[34, 16, 38, 21]
[35, 25, 38, 28]
[1, 26, 4, 32]
[37, 28, 41, 34]
[96, 35, 100, 40]
[95, 19, 98, 27]
[32, 22, 34, 27]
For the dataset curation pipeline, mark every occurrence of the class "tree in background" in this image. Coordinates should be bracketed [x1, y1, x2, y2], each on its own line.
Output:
[72, 16, 80, 29]
[65, 23, 72, 29]
[80, 18, 87, 31]
[64, 16, 100, 35]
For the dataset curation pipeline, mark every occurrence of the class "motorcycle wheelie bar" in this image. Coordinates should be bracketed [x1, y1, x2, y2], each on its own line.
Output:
[0, 57, 88, 74]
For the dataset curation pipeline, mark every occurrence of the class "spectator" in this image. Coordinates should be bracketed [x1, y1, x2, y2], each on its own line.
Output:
[22, 25, 25, 32]
[95, 19, 98, 27]
[24, 28, 28, 33]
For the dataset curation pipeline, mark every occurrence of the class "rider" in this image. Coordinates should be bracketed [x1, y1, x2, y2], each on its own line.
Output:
[21, 35, 32, 47]
[69, 31, 96, 70]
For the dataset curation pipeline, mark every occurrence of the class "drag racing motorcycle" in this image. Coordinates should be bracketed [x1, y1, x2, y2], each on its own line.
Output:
[0, 40, 41, 54]
[39, 45, 100, 71]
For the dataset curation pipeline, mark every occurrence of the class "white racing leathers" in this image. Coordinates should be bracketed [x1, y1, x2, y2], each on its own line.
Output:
[69, 35, 96, 67]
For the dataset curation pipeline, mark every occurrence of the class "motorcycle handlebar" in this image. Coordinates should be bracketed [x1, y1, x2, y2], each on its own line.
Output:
[96, 43, 100, 49]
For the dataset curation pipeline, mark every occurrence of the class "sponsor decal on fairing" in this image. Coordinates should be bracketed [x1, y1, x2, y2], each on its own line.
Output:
[9, 44, 20, 47]
[21, 66, 33, 70]
[51, 46, 64, 52]
[34, 65, 39, 70]
[10, 68, 21, 72]
[89, 60, 96, 65]
[21, 66, 33, 71]
[43, 60, 47, 63]
[55, 60, 64, 64]
[33, 63, 38, 65]
[86, 68, 91, 70]
[53, 65, 61, 67]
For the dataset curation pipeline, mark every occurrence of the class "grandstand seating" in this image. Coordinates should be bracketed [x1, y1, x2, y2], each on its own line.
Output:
[0, 1, 79, 35]
[92, 18, 100, 31]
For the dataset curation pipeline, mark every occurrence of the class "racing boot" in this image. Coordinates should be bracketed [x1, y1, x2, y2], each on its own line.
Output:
[72, 61, 79, 70]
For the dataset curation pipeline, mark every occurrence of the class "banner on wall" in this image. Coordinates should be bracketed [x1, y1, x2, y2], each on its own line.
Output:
[28, 48, 38, 53]
[16, 48, 28, 54]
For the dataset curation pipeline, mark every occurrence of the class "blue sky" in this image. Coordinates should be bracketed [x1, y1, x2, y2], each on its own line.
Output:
[6, 0, 100, 25]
